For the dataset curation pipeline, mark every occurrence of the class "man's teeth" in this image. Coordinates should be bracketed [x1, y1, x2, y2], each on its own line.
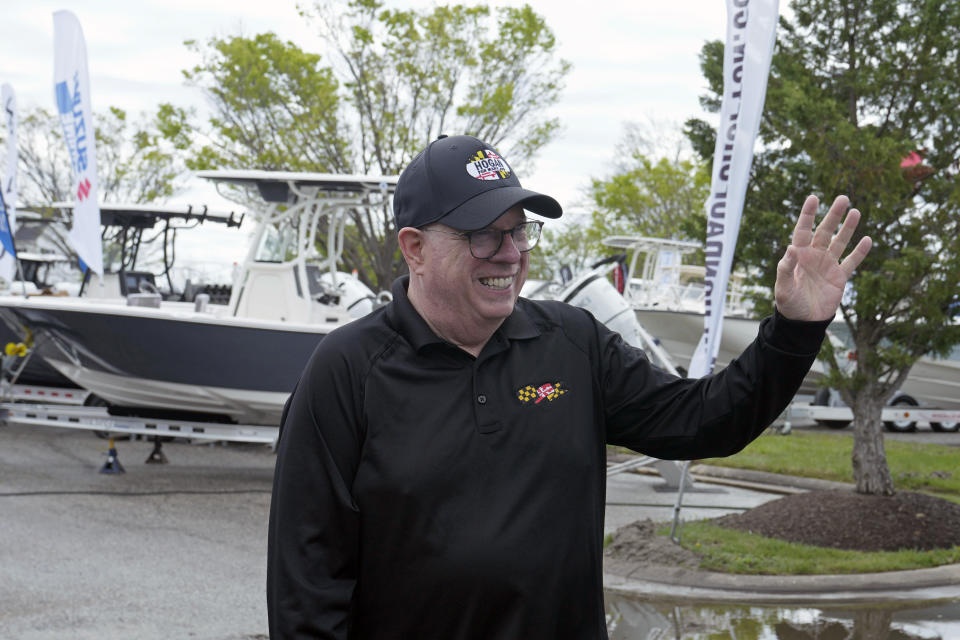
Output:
[480, 276, 513, 289]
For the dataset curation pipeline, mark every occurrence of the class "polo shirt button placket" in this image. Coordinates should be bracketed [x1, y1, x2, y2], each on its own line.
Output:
[475, 391, 500, 433]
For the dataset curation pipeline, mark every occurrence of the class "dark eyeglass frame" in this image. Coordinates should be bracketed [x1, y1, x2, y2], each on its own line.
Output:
[422, 220, 544, 260]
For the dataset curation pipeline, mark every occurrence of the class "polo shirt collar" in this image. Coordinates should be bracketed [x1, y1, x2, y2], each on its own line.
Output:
[387, 275, 540, 352]
[499, 299, 540, 341]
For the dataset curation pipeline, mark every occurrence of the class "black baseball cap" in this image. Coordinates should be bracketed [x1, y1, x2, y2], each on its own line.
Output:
[393, 134, 562, 231]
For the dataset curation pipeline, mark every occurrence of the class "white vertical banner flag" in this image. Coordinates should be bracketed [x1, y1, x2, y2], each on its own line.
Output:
[1, 83, 18, 283]
[53, 10, 103, 275]
[687, 0, 779, 379]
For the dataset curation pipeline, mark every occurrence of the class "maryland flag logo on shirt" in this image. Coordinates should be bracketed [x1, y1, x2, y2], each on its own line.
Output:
[516, 382, 568, 405]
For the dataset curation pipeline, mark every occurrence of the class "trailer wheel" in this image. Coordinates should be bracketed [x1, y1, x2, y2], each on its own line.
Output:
[812, 388, 851, 429]
[883, 395, 918, 433]
[86, 395, 129, 440]
[930, 419, 960, 433]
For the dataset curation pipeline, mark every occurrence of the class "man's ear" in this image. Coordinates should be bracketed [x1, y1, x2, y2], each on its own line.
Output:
[398, 227, 427, 274]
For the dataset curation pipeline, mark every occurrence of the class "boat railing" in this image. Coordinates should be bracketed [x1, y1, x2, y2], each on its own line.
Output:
[197, 170, 397, 323]
[626, 277, 755, 316]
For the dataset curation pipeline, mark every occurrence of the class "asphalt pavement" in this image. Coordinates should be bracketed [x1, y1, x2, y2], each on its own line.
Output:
[0, 423, 275, 640]
[1, 421, 958, 639]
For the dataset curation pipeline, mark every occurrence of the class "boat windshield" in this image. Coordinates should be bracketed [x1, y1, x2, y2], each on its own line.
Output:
[255, 218, 299, 263]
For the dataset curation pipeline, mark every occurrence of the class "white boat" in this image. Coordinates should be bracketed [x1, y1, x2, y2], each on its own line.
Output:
[0, 213, 85, 388]
[599, 235, 794, 377]
[599, 235, 960, 423]
[536, 235, 834, 396]
[899, 347, 960, 411]
[0, 172, 396, 425]
[821, 322, 960, 431]
[521, 255, 681, 376]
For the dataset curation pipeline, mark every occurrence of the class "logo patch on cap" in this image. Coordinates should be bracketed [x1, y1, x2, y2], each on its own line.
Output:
[466, 149, 511, 181]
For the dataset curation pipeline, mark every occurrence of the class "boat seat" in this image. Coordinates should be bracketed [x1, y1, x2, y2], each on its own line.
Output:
[180, 280, 232, 305]
[181, 279, 200, 303]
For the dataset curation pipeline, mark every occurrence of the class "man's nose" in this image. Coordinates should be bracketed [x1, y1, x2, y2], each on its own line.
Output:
[490, 231, 522, 261]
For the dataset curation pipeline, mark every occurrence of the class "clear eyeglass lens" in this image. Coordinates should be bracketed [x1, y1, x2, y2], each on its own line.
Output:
[469, 222, 541, 258]
[470, 230, 501, 256]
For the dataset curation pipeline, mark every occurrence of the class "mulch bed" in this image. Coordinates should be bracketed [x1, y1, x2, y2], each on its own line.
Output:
[712, 489, 960, 552]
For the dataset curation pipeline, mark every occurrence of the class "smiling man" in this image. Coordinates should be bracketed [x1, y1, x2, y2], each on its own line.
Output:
[267, 135, 871, 639]
[404, 205, 537, 355]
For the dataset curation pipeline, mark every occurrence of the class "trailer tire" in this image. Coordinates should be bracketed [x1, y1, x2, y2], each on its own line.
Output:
[812, 388, 851, 429]
[86, 395, 129, 441]
[930, 420, 960, 433]
[883, 395, 918, 433]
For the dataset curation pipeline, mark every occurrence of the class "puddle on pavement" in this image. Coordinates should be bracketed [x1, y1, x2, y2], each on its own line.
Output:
[604, 592, 960, 639]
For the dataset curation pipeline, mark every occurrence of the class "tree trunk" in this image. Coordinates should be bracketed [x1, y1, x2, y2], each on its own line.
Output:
[850, 389, 896, 496]
[852, 609, 893, 640]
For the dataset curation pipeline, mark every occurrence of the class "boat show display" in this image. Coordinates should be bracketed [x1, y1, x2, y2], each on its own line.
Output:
[602, 235, 764, 379]
[0, 173, 396, 431]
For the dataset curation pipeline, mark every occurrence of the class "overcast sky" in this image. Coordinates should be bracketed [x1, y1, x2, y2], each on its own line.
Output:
[1, 0, 730, 278]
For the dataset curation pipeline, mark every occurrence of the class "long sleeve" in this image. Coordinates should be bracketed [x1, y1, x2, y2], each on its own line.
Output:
[267, 341, 365, 639]
[602, 310, 829, 458]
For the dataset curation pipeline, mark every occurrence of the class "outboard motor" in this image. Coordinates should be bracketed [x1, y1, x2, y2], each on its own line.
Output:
[559, 268, 647, 350]
[316, 271, 382, 319]
[556, 262, 682, 375]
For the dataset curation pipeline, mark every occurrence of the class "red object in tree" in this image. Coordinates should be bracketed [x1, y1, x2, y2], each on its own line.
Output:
[900, 150, 924, 168]
[901, 150, 933, 183]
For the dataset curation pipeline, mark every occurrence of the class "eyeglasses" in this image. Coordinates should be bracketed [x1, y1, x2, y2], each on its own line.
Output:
[423, 220, 544, 260]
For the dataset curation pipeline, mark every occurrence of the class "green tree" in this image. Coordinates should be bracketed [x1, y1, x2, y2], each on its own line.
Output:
[532, 122, 709, 283]
[3, 105, 190, 272]
[527, 217, 598, 282]
[588, 155, 709, 243]
[686, 0, 960, 495]
[9, 105, 186, 205]
[179, 33, 350, 173]
[174, 1, 570, 290]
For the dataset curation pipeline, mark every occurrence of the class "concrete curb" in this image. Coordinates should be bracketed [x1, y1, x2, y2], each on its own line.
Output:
[690, 464, 856, 493]
[603, 563, 960, 604]
[604, 465, 960, 603]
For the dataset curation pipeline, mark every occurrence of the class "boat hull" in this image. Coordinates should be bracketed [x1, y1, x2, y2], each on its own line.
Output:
[895, 355, 960, 410]
[633, 308, 828, 395]
[0, 321, 80, 388]
[0, 298, 344, 425]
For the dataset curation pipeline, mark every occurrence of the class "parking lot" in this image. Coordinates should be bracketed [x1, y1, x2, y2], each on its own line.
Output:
[0, 423, 275, 640]
[1, 416, 956, 640]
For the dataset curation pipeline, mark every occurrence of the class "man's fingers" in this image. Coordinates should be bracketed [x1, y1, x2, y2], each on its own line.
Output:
[812, 195, 850, 249]
[777, 244, 799, 280]
[792, 195, 819, 247]
[840, 235, 873, 277]
[828, 207, 861, 261]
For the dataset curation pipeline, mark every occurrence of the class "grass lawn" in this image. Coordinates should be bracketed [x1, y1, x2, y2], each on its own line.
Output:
[659, 521, 960, 575]
[612, 431, 960, 574]
[699, 430, 960, 498]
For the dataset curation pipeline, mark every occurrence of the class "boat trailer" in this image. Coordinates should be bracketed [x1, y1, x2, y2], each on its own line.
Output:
[0, 306, 279, 470]
[781, 402, 960, 433]
[0, 402, 278, 444]
[1, 382, 90, 405]
[0, 400, 279, 473]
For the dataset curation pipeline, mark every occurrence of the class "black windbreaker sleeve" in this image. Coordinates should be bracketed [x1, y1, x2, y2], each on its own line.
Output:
[267, 341, 364, 639]
[602, 309, 829, 458]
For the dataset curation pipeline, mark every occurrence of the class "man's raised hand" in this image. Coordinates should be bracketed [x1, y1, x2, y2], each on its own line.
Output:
[774, 195, 872, 322]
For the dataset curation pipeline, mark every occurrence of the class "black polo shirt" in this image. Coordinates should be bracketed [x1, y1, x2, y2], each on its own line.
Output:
[267, 276, 827, 639]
